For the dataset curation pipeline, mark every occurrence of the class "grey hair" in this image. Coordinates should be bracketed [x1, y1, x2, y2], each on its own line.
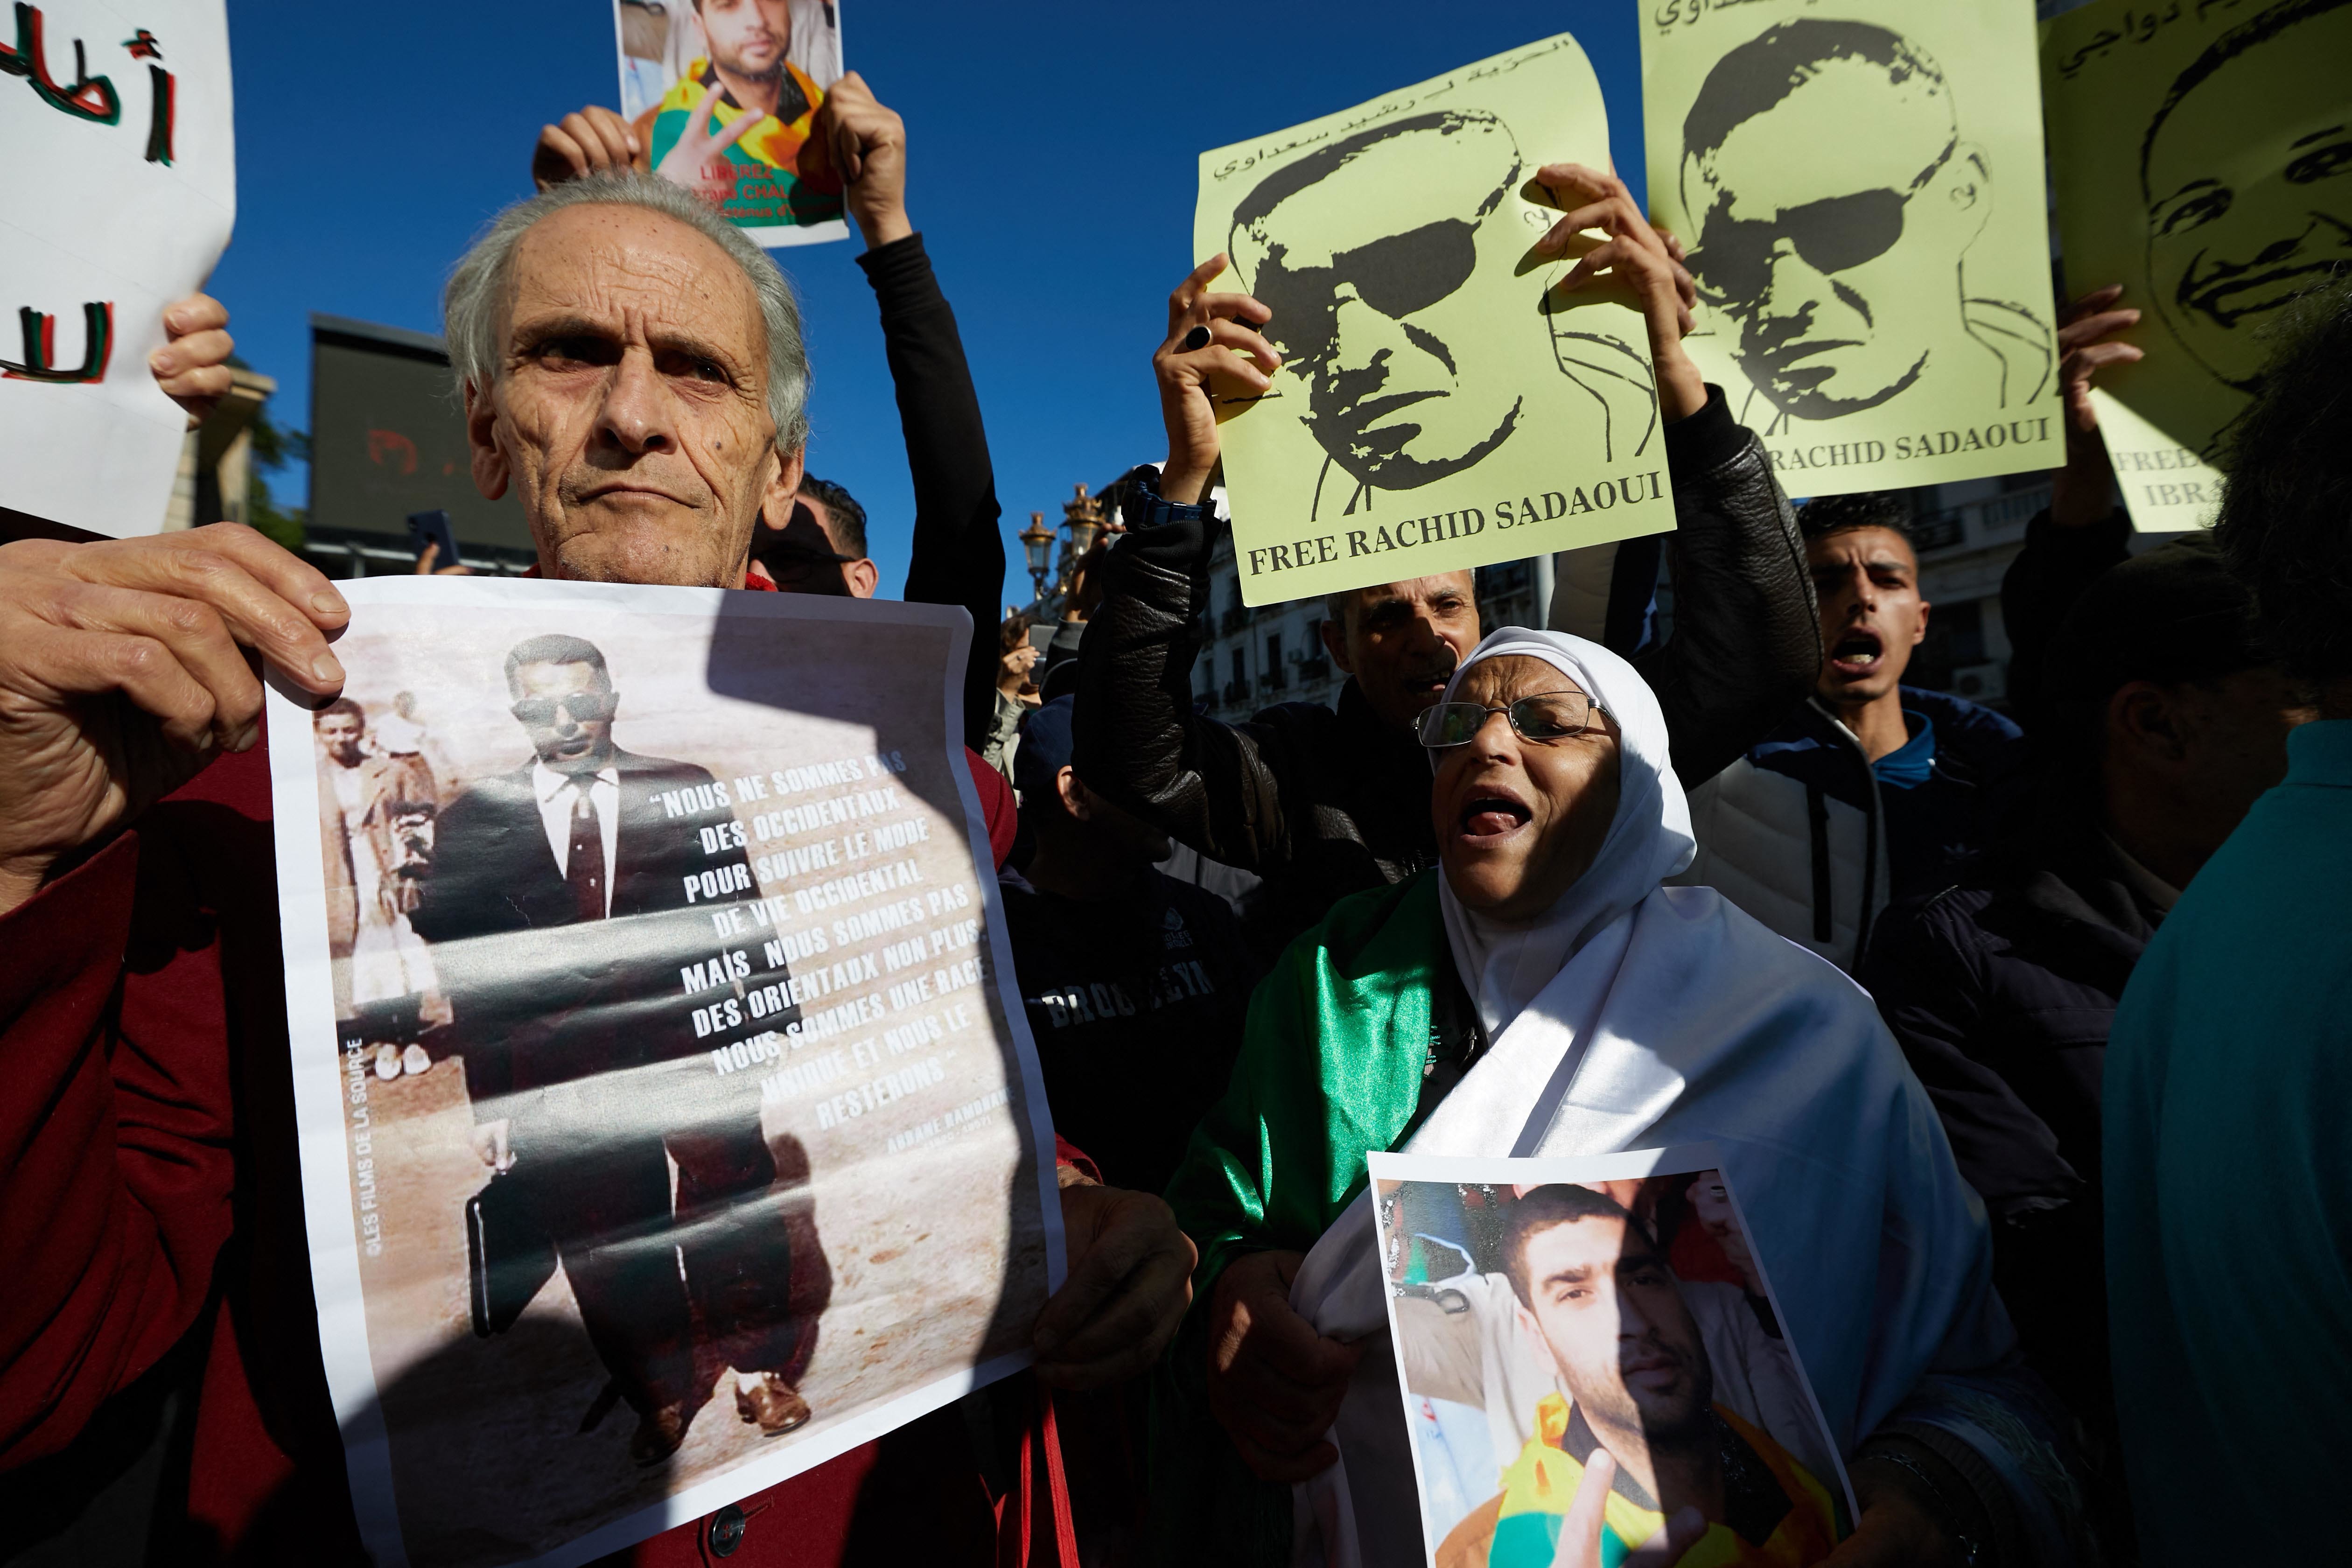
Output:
[442, 169, 810, 455]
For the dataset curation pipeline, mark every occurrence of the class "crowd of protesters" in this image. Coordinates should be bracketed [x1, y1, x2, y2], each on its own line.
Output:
[1, 55, 2346, 1568]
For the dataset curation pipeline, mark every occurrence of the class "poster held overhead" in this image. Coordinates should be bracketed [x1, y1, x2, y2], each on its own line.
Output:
[1195, 34, 1677, 607]
[2041, 0, 2349, 532]
[612, 0, 849, 249]
[270, 577, 1062, 1568]
[1368, 1147, 1854, 1568]
[1641, 0, 2063, 495]
[0, 0, 234, 537]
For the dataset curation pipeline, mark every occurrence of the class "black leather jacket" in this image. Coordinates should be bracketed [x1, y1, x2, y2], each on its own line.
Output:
[1074, 386, 1820, 959]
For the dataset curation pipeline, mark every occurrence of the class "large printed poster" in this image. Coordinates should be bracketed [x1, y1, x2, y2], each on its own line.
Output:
[0, 0, 234, 536]
[2043, 0, 2350, 532]
[266, 579, 1060, 1568]
[1642, 0, 2064, 495]
[613, 0, 848, 248]
[1368, 1147, 1853, 1567]
[1196, 34, 1676, 607]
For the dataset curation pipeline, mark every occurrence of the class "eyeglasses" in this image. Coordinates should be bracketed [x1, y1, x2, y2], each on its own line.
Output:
[1686, 186, 1912, 310]
[1253, 216, 1484, 363]
[510, 691, 617, 726]
[1416, 690, 1603, 748]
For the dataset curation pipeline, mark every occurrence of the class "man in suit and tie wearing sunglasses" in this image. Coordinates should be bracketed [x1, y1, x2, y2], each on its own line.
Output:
[1679, 19, 2051, 429]
[412, 632, 819, 1463]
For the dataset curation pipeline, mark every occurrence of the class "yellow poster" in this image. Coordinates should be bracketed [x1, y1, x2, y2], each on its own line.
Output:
[2043, 0, 2349, 532]
[1640, 0, 2064, 495]
[1195, 34, 1675, 606]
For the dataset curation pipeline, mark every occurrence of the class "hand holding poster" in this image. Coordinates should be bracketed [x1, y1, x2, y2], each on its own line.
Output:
[268, 578, 1059, 1568]
[1641, 0, 2063, 495]
[1195, 35, 1677, 607]
[0, 0, 233, 536]
[1367, 1148, 1853, 1568]
[2042, 0, 2350, 532]
[613, 0, 848, 248]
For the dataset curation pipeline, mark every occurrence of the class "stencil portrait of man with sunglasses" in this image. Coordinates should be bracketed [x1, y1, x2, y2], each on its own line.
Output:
[1678, 19, 2051, 429]
[1228, 109, 1654, 522]
[408, 631, 827, 1463]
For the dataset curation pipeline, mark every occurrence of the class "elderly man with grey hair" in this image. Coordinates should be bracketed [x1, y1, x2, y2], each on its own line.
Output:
[0, 168, 1195, 1559]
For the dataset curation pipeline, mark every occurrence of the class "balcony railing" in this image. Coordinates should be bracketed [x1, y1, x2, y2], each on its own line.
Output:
[1297, 655, 1331, 681]
[1916, 484, 2052, 556]
[1221, 679, 1249, 706]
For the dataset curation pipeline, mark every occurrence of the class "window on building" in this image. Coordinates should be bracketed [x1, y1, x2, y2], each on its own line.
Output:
[1229, 647, 1245, 689]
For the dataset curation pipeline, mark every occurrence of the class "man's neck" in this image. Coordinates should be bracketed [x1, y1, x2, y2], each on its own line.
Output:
[1591, 1421, 1724, 1522]
[711, 61, 782, 117]
[1023, 837, 1148, 904]
[1826, 687, 1910, 763]
[2101, 789, 2212, 895]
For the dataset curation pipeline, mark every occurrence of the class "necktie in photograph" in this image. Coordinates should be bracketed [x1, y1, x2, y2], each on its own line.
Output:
[567, 784, 607, 921]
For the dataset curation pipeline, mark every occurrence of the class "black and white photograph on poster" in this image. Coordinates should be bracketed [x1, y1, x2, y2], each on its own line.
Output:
[1368, 1147, 1852, 1568]
[267, 576, 1061, 1568]
[1641, 0, 2065, 493]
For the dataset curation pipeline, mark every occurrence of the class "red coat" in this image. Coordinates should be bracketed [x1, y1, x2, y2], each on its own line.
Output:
[0, 727, 1071, 1566]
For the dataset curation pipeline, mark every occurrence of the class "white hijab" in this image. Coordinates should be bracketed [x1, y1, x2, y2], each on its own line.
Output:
[1286, 630, 2010, 1568]
[1433, 630, 1695, 1041]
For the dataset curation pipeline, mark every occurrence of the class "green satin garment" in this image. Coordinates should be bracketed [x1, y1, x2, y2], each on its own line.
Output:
[1146, 871, 1445, 1568]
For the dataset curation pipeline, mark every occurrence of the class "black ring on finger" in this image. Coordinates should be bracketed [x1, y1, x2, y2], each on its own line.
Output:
[1182, 324, 1212, 352]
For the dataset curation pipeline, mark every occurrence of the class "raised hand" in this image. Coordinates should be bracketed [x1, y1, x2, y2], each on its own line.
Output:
[1203, 1248, 1365, 1482]
[1550, 1451, 1707, 1568]
[1532, 163, 1708, 422]
[803, 71, 910, 249]
[655, 83, 763, 206]
[0, 524, 348, 915]
[2051, 284, 2145, 525]
[149, 294, 234, 426]
[533, 104, 643, 191]
[1156, 255, 1281, 507]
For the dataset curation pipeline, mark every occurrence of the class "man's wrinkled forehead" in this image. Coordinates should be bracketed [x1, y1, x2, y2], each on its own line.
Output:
[502, 203, 767, 367]
[1695, 61, 1953, 220]
[1246, 124, 1516, 272]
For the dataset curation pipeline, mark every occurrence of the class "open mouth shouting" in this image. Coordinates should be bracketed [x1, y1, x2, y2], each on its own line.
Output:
[1458, 787, 1533, 843]
[1827, 626, 1884, 680]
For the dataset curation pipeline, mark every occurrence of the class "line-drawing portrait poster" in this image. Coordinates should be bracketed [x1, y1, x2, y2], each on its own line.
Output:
[2044, 0, 2350, 532]
[266, 579, 1062, 1568]
[1195, 34, 1676, 608]
[611, 0, 847, 248]
[0, 0, 233, 536]
[1642, 0, 2064, 495]
[1368, 1147, 1854, 1568]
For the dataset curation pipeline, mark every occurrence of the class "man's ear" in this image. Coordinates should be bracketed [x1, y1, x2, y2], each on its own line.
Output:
[1911, 598, 1932, 648]
[1938, 146, 1993, 236]
[845, 558, 881, 599]
[465, 380, 509, 500]
[1320, 611, 1357, 675]
[1054, 766, 1088, 822]
[767, 443, 806, 523]
[2109, 681, 2191, 766]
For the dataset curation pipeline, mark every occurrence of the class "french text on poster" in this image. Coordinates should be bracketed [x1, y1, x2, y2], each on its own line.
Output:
[267, 576, 1061, 1568]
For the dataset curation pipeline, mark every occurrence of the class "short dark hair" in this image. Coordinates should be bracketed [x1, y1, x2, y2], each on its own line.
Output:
[1684, 20, 1951, 178]
[1799, 490, 1916, 552]
[504, 634, 610, 690]
[2214, 279, 2352, 682]
[1501, 1184, 1643, 1309]
[315, 696, 365, 725]
[1231, 111, 1519, 258]
[799, 476, 868, 560]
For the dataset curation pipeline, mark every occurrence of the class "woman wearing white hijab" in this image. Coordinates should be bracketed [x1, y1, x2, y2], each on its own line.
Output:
[1151, 630, 2084, 1568]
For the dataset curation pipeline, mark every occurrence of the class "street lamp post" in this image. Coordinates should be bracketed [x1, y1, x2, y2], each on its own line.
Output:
[1019, 510, 1056, 605]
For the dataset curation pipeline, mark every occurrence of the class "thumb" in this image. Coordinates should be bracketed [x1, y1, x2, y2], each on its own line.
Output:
[710, 106, 765, 154]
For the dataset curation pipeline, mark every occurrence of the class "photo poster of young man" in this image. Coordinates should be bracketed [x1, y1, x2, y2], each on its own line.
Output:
[1367, 1146, 1854, 1568]
[1193, 32, 1676, 608]
[0, 0, 236, 536]
[266, 577, 1063, 1568]
[2043, 0, 2351, 532]
[1641, 0, 2064, 496]
[610, 0, 848, 247]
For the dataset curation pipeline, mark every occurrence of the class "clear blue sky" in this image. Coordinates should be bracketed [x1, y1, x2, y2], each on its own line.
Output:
[211, 0, 1646, 606]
